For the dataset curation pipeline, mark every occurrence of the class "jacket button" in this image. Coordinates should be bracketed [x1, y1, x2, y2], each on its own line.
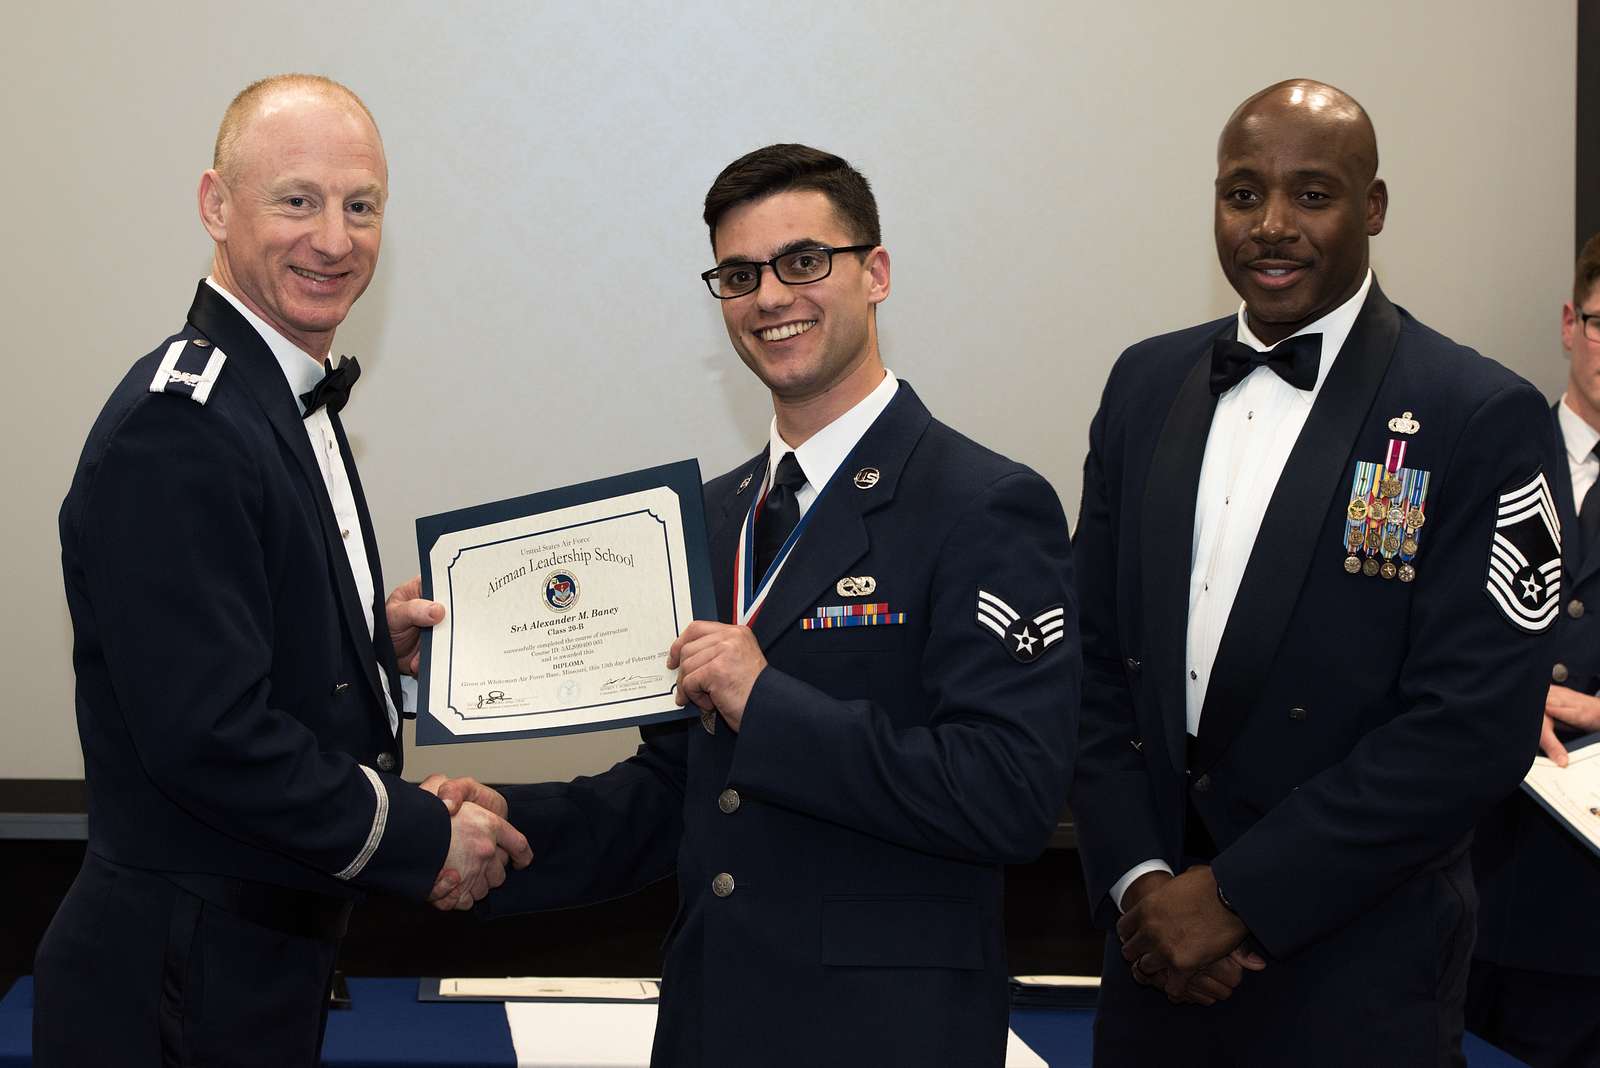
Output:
[375, 752, 397, 773]
[1570, 600, 1585, 619]
[717, 788, 741, 814]
[1192, 774, 1212, 793]
[711, 872, 735, 898]
[1125, 657, 1141, 671]
[1288, 707, 1308, 720]
[1553, 663, 1570, 684]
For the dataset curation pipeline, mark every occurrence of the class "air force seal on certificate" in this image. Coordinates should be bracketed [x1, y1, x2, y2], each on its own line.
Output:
[1485, 470, 1561, 633]
[975, 589, 1065, 663]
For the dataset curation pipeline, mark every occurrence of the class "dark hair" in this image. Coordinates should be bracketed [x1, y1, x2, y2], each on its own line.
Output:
[1578, 231, 1600, 307]
[703, 144, 881, 249]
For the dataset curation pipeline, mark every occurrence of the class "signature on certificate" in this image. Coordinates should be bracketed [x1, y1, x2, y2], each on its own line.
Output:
[477, 690, 512, 709]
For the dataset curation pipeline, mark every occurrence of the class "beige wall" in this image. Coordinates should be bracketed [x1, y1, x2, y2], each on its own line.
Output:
[0, 1, 1575, 783]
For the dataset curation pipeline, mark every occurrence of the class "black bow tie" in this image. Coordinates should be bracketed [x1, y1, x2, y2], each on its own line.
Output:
[1209, 333, 1321, 396]
[299, 356, 361, 418]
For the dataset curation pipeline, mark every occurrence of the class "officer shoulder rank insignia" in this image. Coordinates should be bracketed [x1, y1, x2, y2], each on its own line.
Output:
[147, 337, 226, 405]
[1485, 470, 1561, 633]
[976, 590, 1064, 663]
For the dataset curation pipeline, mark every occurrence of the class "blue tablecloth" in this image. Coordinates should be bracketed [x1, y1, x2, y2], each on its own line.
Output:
[0, 976, 1526, 1066]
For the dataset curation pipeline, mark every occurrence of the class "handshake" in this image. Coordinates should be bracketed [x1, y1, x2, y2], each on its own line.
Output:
[418, 775, 530, 912]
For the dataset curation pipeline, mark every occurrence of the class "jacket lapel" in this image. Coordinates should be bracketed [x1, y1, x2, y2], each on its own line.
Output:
[747, 384, 931, 650]
[185, 281, 390, 715]
[1194, 283, 1402, 771]
[710, 452, 766, 623]
[1140, 334, 1226, 774]
[1548, 405, 1584, 582]
[328, 409, 403, 733]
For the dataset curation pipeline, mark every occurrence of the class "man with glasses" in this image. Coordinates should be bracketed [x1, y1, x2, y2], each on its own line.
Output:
[425, 143, 1078, 1066]
[1071, 80, 1553, 1065]
[1469, 232, 1600, 1068]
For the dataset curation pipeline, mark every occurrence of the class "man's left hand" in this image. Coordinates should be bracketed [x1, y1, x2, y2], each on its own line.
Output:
[1117, 865, 1249, 998]
[668, 621, 766, 732]
[387, 575, 445, 676]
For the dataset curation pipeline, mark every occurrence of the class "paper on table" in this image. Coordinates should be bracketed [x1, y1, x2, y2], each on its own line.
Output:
[504, 1002, 1049, 1067]
[1012, 974, 1100, 988]
[506, 1002, 657, 1068]
[1006, 1028, 1049, 1067]
[439, 978, 658, 1001]
[1522, 734, 1600, 859]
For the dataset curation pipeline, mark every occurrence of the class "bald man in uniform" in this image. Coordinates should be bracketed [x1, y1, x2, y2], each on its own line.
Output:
[1071, 80, 1553, 1065]
[37, 75, 529, 1067]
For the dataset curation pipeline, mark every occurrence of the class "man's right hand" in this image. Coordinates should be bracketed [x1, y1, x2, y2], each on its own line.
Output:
[1120, 869, 1265, 1005]
[1541, 684, 1600, 766]
[422, 782, 531, 912]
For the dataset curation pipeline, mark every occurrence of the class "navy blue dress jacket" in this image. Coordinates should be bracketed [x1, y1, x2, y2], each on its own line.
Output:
[1071, 283, 1552, 960]
[489, 383, 1079, 1067]
[1473, 404, 1600, 977]
[58, 281, 448, 901]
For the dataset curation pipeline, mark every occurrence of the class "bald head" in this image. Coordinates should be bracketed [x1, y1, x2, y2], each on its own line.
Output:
[213, 74, 382, 186]
[1212, 78, 1388, 345]
[1221, 79, 1378, 185]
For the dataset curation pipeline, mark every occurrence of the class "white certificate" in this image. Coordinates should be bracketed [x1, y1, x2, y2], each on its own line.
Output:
[1521, 731, 1600, 859]
[414, 461, 714, 744]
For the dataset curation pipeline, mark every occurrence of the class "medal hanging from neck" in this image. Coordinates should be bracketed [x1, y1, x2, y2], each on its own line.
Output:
[732, 462, 827, 627]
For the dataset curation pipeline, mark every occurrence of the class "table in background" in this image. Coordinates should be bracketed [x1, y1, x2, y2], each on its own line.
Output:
[0, 977, 1525, 1067]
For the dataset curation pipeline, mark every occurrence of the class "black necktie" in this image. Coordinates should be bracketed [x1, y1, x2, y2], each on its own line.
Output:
[1209, 333, 1321, 396]
[300, 356, 361, 418]
[754, 453, 807, 582]
[1580, 443, 1600, 550]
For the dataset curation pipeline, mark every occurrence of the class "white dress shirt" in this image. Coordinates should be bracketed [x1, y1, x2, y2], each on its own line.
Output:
[764, 369, 899, 515]
[1111, 269, 1376, 910]
[1558, 394, 1600, 511]
[205, 278, 400, 734]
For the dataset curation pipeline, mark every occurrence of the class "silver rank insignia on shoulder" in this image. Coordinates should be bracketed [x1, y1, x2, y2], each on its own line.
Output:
[853, 467, 880, 490]
[1486, 470, 1561, 633]
[975, 590, 1064, 663]
[148, 337, 227, 405]
[836, 575, 876, 597]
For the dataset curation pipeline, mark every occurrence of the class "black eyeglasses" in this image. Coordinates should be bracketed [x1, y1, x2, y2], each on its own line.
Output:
[1581, 310, 1600, 344]
[701, 244, 875, 299]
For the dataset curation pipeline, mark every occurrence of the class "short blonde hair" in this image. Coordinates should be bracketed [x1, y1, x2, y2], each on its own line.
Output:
[212, 74, 379, 183]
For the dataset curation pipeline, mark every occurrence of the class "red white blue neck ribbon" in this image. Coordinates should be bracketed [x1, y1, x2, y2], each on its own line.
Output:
[733, 459, 825, 626]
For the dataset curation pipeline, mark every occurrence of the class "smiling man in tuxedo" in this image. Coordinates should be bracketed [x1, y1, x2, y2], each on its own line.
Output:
[37, 75, 528, 1068]
[1071, 79, 1555, 1065]
[426, 143, 1078, 1067]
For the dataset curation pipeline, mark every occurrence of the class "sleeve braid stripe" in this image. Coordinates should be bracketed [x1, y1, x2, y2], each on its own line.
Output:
[334, 765, 389, 881]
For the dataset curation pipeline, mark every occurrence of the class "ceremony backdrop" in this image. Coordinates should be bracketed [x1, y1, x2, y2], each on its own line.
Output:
[0, 0, 1577, 787]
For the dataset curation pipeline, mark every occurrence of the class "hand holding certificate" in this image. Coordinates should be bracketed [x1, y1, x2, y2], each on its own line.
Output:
[1522, 731, 1600, 859]
[415, 461, 715, 744]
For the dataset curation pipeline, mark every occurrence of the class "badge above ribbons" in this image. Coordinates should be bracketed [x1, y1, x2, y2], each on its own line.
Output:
[1485, 470, 1562, 633]
[976, 590, 1065, 664]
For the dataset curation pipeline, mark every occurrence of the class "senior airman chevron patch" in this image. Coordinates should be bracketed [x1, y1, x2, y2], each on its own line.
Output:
[1485, 470, 1561, 634]
[976, 590, 1065, 663]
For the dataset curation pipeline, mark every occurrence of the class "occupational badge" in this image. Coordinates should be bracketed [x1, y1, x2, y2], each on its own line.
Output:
[975, 590, 1065, 664]
[835, 575, 877, 597]
[1485, 470, 1562, 633]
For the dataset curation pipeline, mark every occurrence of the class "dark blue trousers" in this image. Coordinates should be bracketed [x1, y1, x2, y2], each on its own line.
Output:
[33, 852, 342, 1068]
